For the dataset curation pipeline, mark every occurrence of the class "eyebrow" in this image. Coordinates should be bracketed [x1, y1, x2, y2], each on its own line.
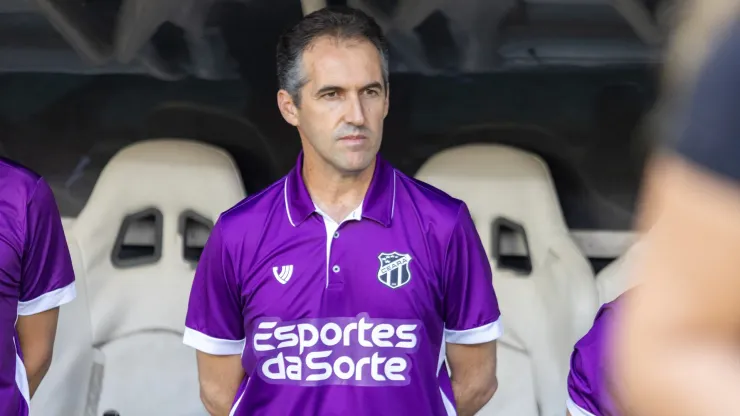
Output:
[315, 81, 385, 96]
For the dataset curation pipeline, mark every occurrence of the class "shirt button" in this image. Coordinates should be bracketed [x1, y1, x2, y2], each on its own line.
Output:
[332, 265, 340, 273]
[333, 231, 340, 239]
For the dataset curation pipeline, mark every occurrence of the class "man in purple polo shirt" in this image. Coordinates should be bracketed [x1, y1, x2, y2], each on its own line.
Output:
[0, 158, 77, 415]
[183, 6, 502, 416]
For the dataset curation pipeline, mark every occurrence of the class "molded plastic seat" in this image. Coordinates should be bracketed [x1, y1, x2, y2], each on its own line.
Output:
[68, 139, 245, 415]
[416, 144, 599, 416]
[596, 240, 643, 305]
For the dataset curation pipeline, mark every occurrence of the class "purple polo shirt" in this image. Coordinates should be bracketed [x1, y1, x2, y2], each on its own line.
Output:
[0, 159, 76, 416]
[184, 153, 502, 415]
[567, 293, 627, 416]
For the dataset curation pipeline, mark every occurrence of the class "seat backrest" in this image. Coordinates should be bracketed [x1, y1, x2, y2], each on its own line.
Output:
[415, 144, 599, 416]
[69, 138, 246, 415]
[61, 217, 74, 229]
[596, 240, 643, 305]
[30, 236, 96, 416]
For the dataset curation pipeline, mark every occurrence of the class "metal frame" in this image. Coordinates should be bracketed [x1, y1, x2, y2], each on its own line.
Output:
[347, 0, 664, 73]
[301, 0, 328, 15]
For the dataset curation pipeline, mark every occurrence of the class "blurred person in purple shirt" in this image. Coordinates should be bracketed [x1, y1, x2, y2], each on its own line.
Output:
[183, 6, 502, 416]
[0, 158, 76, 415]
[613, 2, 740, 415]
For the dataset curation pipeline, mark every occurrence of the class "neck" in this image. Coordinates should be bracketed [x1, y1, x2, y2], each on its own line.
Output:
[302, 151, 376, 222]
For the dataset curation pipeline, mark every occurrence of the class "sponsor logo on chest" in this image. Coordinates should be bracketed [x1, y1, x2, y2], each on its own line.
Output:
[251, 313, 422, 387]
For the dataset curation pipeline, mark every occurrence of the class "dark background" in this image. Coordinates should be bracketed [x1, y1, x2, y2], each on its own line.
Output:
[0, 66, 657, 230]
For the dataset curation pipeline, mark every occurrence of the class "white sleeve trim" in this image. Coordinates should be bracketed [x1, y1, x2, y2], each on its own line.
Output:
[183, 327, 246, 356]
[566, 397, 597, 416]
[444, 318, 503, 344]
[17, 282, 76, 316]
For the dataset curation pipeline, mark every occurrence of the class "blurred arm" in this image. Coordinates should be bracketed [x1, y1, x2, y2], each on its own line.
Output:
[614, 154, 740, 415]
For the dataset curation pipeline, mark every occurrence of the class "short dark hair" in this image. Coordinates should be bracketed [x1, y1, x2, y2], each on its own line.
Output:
[276, 6, 389, 106]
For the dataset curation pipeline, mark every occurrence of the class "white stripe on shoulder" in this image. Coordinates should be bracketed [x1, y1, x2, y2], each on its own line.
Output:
[183, 327, 246, 356]
[18, 282, 77, 316]
[444, 318, 504, 344]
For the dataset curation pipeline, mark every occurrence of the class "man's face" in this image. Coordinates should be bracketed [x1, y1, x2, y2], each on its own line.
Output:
[278, 36, 389, 175]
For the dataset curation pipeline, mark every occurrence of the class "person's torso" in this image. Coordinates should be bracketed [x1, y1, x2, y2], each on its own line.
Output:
[224, 163, 462, 416]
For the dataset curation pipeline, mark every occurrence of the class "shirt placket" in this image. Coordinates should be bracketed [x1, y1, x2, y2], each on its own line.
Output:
[316, 207, 361, 290]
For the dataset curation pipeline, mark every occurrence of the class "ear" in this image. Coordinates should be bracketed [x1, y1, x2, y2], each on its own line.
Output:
[277, 89, 299, 126]
[383, 83, 390, 118]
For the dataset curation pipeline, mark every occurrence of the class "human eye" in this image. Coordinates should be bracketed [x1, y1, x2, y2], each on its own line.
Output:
[321, 90, 339, 99]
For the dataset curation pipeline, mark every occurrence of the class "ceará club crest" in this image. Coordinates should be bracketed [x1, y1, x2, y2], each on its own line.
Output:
[377, 252, 412, 289]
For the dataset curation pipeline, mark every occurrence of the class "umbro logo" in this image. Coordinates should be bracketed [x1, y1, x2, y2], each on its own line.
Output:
[272, 265, 294, 284]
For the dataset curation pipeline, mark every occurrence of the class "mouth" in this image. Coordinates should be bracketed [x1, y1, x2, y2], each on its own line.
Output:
[339, 135, 367, 142]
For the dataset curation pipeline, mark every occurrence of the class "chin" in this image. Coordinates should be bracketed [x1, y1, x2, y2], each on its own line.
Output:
[338, 163, 372, 175]
[336, 156, 375, 174]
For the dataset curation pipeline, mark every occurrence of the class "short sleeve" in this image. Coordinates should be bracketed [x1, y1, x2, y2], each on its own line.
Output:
[442, 203, 503, 344]
[566, 302, 619, 416]
[672, 21, 740, 181]
[183, 217, 246, 355]
[18, 178, 76, 316]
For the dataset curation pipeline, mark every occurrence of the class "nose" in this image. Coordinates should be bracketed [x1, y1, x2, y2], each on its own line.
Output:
[343, 94, 366, 127]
